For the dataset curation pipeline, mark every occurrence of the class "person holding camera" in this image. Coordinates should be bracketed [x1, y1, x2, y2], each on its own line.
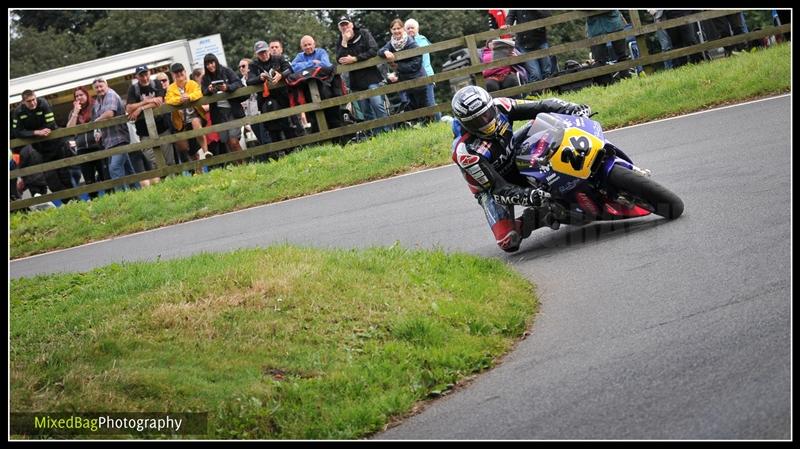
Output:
[200, 53, 246, 158]
[165, 62, 213, 162]
[247, 39, 297, 149]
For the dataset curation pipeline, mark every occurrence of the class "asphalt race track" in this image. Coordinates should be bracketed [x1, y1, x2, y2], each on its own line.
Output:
[10, 95, 791, 439]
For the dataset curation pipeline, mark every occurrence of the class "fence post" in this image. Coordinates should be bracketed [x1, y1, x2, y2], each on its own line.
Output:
[143, 108, 167, 169]
[628, 9, 654, 75]
[307, 81, 328, 133]
[465, 34, 487, 89]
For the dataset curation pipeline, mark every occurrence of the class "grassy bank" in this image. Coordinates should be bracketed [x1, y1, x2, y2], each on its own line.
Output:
[10, 245, 537, 439]
[10, 43, 791, 259]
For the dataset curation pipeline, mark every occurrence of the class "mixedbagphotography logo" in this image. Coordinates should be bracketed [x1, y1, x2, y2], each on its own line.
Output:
[10, 412, 208, 437]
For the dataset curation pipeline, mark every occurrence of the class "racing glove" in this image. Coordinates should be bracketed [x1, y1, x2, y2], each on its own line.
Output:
[529, 189, 548, 208]
[567, 103, 592, 117]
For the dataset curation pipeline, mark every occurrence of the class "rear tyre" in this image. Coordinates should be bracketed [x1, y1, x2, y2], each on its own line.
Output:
[607, 165, 684, 219]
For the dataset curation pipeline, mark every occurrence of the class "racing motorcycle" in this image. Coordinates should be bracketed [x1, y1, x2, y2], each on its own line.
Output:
[514, 112, 684, 229]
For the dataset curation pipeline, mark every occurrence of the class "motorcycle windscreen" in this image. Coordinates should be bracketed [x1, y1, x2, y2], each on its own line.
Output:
[515, 114, 565, 172]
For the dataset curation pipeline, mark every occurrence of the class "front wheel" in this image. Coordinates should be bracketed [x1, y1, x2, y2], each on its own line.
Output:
[607, 165, 684, 219]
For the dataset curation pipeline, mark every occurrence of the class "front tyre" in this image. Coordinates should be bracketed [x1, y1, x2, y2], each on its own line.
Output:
[607, 165, 684, 219]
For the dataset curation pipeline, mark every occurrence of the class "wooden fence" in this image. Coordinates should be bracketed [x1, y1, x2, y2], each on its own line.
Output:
[10, 9, 789, 210]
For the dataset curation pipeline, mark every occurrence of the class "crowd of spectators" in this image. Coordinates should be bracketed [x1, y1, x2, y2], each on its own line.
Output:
[10, 10, 782, 209]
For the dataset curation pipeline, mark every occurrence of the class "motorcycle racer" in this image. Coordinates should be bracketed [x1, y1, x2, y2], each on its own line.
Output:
[451, 85, 591, 252]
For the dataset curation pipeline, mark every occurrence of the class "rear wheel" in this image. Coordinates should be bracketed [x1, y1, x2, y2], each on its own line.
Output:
[607, 165, 684, 219]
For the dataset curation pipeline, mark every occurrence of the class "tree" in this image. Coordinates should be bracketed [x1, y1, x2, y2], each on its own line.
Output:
[10, 26, 98, 79]
[12, 9, 108, 34]
[87, 11, 179, 57]
[86, 10, 336, 69]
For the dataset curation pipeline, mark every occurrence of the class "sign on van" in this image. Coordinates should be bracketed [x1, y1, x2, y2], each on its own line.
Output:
[189, 34, 227, 70]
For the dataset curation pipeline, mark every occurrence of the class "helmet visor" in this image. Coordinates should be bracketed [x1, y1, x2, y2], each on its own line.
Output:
[462, 105, 498, 137]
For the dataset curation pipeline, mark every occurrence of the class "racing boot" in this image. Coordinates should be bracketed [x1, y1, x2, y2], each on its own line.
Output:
[492, 219, 522, 253]
[517, 206, 560, 237]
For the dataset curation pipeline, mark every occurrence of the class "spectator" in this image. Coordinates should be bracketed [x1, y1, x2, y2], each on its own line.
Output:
[773, 9, 790, 42]
[405, 18, 441, 121]
[706, 12, 748, 56]
[291, 35, 333, 73]
[92, 77, 148, 191]
[200, 53, 245, 159]
[165, 63, 213, 162]
[9, 149, 20, 202]
[288, 35, 344, 133]
[11, 89, 74, 202]
[191, 68, 222, 158]
[487, 9, 513, 39]
[152, 71, 180, 167]
[11, 145, 51, 206]
[125, 65, 172, 185]
[586, 10, 630, 64]
[335, 15, 391, 135]
[480, 38, 528, 97]
[247, 39, 299, 149]
[66, 86, 109, 199]
[238, 57, 268, 148]
[380, 18, 429, 115]
[504, 10, 554, 82]
[269, 39, 306, 141]
[659, 10, 703, 67]
[647, 10, 674, 69]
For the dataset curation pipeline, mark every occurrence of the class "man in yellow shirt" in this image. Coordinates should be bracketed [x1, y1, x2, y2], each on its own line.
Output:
[165, 62, 212, 160]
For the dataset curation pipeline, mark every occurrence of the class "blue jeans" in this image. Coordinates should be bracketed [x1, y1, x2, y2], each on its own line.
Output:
[398, 83, 439, 122]
[425, 83, 441, 121]
[68, 166, 82, 188]
[357, 83, 390, 135]
[108, 146, 139, 192]
[520, 42, 554, 82]
[655, 28, 674, 69]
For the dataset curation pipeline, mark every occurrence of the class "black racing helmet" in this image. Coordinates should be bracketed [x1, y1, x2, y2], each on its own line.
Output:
[451, 85, 498, 139]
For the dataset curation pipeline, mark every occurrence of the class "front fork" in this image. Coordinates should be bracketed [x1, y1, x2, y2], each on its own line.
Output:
[603, 142, 652, 178]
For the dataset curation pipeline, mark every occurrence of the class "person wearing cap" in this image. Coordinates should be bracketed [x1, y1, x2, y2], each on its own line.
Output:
[200, 53, 246, 158]
[92, 77, 147, 192]
[246, 38, 298, 148]
[335, 15, 391, 135]
[164, 62, 213, 161]
[126, 65, 175, 180]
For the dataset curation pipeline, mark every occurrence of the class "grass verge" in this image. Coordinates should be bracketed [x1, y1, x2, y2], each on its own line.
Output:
[10, 245, 537, 439]
[10, 43, 791, 259]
